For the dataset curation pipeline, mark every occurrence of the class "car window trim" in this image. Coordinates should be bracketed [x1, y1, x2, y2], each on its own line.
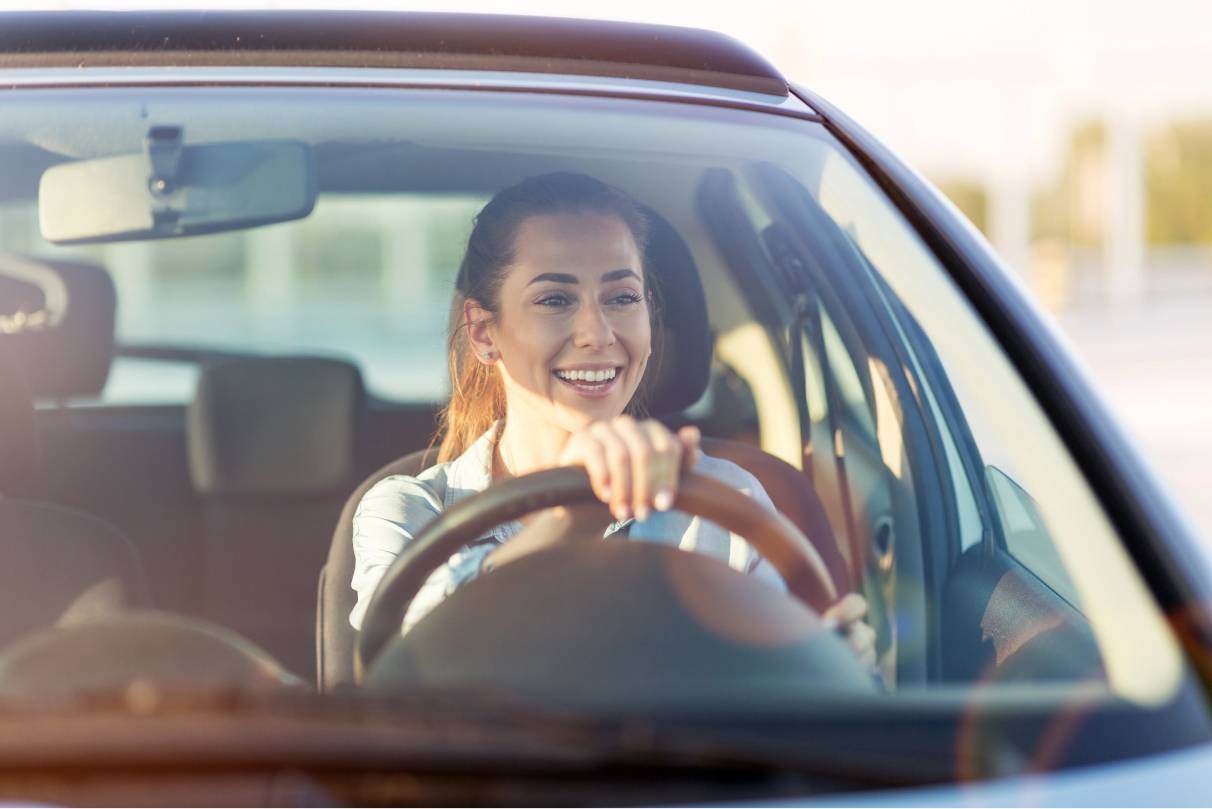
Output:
[0, 67, 825, 124]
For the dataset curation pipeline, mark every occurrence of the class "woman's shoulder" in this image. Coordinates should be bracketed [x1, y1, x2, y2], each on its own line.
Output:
[355, 460, 452, 521]
[693, 451, 771, 504]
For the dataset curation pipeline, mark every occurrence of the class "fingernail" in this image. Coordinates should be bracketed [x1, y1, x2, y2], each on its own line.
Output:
[654, 489, 673, 512]
[600, 486, 612, 501]
[820, 617, 838, 632]
[636, 504, 650, 522]
[615, 504, 631, 521]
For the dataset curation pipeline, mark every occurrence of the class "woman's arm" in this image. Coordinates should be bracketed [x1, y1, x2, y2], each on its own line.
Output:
[349, 475, 495, 633]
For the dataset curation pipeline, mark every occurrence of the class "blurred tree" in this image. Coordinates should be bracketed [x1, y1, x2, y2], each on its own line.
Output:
[933, 179, 989, 234]
[153, 232, 246, 280]
[1031, 120, 1106, 250]
[1145, 120, 1212, 246]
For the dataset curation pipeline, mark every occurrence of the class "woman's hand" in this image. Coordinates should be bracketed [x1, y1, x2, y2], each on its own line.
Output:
[484, 418, 701, 572]
[822, 592, 878, 669]
[557, 416, 702, 523]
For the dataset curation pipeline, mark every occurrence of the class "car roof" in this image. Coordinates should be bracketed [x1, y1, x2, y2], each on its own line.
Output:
[0, 10, 789, 98]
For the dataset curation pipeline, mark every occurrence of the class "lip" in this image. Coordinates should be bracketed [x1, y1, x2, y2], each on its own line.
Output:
[552, 363, 621, 372]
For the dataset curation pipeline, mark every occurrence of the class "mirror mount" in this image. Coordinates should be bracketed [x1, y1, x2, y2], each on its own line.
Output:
[146, 125, 185, 232]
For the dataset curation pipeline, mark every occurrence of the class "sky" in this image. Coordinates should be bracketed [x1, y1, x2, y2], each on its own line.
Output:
[4, 0, 1212, 184]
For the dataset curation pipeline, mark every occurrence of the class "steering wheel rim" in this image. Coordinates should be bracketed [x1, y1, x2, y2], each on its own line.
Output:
[355, 466, 839, 678]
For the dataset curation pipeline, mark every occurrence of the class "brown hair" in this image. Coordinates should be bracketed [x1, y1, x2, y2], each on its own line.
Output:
[436, 172, 657, 462]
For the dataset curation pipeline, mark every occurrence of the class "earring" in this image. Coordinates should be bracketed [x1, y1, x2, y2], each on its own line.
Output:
[481, 351, 496, 362]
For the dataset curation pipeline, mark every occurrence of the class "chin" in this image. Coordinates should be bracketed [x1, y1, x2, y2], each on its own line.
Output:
[552, 397, 626, 430]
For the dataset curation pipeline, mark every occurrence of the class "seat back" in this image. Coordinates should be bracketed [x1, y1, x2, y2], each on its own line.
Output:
[0, 344, 150, 647]
[318, 448, 434, 691]
[187, 356, 365, 680]
[700, 437, 850, 594]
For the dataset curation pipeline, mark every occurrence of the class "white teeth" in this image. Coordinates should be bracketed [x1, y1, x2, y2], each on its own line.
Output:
[556, 368, 617, 383]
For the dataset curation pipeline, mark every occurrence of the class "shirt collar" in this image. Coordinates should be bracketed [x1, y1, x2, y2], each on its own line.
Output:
[442, 420, 501, 508]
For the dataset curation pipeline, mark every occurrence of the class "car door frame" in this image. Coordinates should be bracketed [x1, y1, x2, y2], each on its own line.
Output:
[789, 82, 1212, 672]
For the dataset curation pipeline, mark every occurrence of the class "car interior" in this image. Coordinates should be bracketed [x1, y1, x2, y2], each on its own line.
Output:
[0, 180, 1100, 693]
[0, 87, 1191, 735]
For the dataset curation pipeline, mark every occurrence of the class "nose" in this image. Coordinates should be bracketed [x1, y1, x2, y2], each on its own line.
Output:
[573, 299, 616, 349]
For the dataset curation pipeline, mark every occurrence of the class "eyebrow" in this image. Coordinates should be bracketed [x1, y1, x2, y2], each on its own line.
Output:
[526, 269, 640, 286]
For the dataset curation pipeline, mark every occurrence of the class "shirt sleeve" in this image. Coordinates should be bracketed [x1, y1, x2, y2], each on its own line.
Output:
[349, 475, 495, 633]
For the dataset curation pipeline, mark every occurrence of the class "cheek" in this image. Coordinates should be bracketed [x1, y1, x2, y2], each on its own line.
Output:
[497, 314, 567, 372]
[618, 313, 653, 366]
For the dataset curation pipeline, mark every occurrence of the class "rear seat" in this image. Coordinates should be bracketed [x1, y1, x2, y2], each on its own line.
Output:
[0, 343, 150, 646]
[5, 254, 437, 679]
[187, 356, 365, 679]
[4, 256, 203, 616]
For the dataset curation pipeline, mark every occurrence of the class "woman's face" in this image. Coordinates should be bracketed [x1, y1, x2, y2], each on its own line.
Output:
[471, 212, 652, 434]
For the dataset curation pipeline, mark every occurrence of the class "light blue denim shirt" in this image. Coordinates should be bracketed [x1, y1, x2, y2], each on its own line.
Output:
[350, 424, 786, 633]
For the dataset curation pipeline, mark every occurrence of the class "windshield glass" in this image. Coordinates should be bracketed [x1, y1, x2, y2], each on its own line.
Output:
[0, 83, 1206, 784]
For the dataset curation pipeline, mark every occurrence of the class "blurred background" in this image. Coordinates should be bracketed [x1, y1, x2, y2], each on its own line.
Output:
[9, 0, 1212, 534]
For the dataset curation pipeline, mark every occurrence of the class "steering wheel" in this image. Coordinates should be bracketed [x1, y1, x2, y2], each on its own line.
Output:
[356, 466, 839, 678]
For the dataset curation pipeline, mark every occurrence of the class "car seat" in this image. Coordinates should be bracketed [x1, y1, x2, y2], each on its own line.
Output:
[187, 356, 365, 679]
[0, 344, 151, 647]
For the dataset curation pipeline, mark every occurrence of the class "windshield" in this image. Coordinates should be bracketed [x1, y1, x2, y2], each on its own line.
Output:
[0, 82, 1207, 787]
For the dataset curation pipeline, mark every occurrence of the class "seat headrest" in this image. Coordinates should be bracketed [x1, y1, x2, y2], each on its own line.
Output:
[0, 344, 35, 491]
[638, 212, 713, 416]
[187, 357, 364, 498]
[0, 256, 116, 399]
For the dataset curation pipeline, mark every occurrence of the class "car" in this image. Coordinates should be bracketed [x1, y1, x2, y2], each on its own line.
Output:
[0, 8, 1209, 806]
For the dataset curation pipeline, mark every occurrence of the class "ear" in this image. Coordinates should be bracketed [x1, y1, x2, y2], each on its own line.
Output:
[464, 299, 497, 364]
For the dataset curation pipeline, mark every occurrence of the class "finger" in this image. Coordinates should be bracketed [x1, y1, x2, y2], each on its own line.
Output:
[557, 434, 611, 503]
[848, 621, 877, 657]
[578, 437, 614, 505]
[642, 421, 681, 512]
[613, 416, 656, 521]
[677, 425, 702, 471]
[859, 644, 878, 671]
[823, 592, 868, 626]
[590, 422, 632, 522]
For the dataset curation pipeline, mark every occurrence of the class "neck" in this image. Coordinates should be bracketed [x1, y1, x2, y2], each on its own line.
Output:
[494, 405, 574, 480]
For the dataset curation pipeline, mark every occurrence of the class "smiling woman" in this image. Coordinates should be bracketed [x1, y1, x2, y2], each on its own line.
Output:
[349, 171, 876, 659]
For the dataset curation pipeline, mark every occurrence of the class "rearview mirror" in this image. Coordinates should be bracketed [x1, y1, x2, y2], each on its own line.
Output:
[38, 127, 316, 244]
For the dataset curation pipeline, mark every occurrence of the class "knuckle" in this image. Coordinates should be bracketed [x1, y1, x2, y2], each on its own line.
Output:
[649, 429, 673, 451]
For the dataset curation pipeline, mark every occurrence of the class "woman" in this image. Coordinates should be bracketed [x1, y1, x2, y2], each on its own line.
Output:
[350, 172, 875, 667]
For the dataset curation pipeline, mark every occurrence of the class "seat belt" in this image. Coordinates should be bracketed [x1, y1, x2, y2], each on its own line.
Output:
[766, 224, 863, 586]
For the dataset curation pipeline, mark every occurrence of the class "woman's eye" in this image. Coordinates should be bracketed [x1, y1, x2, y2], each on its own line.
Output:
[535, 293, 571, 308]
[607, 292, 643, 306]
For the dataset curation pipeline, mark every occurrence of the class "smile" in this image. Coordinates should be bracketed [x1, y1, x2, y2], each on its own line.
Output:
[552, 365, 622, 397]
